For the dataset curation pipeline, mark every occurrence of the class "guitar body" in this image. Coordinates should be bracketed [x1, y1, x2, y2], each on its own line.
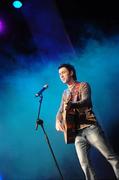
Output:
[64, 109, 78, 144]
[63, 83, 81, 144]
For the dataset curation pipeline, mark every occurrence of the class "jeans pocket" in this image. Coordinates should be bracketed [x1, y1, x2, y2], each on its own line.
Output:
[89, 124, 96, 130]
[87, 125, 104, 137]
[86, 124, 98, 135]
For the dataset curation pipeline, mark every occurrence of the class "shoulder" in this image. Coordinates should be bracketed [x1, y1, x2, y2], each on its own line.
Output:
[76, 81, 90, 87]
[77, 82, 91, 91]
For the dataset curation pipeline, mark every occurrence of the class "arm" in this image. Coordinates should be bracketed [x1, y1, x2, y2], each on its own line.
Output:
[67, 82, 92, 109]
[78, 82, 92, 107]
[56, 92, 65, 132]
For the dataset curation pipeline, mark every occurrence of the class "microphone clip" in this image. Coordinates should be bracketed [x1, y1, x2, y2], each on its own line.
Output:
[36, 119, 43, 130]
[36, 119, 43, 125]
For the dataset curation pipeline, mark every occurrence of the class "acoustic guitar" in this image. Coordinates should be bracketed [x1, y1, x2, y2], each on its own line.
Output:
[63, 97, 80, 144]
[63, 83, 81, 144]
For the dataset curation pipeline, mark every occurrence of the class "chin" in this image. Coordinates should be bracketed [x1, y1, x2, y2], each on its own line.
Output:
[62, 80, 66, 84]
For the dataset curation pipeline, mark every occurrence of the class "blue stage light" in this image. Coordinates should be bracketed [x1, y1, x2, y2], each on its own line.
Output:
[12, 1, 23, 8]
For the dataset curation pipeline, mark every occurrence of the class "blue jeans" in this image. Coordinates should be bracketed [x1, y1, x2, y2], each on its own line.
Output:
[75, 124, 119, 180]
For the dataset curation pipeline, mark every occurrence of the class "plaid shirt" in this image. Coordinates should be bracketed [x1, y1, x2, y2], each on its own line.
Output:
[56, 81, 97, 130]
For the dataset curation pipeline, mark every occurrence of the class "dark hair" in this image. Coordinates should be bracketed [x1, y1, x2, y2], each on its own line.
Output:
[58, 63, 77, 80]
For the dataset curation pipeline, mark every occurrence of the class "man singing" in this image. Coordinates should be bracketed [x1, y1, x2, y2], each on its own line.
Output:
[56, 63, 119, 180]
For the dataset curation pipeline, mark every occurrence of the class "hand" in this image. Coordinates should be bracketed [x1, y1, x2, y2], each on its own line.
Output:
[56, 120, 65, 132]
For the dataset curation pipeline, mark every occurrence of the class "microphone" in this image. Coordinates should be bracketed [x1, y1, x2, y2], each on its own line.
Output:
[35, 84, 48, 97]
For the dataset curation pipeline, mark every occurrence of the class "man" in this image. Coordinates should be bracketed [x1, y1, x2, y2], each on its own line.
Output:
[56, 63, 119, 180]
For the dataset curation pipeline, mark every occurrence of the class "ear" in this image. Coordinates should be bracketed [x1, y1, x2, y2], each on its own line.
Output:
[70, 70, 74, 77]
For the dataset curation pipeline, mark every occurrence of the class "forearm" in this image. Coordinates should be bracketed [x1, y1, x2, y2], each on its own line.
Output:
[71, 82, 92, 108]
[56, 111, 65, 131]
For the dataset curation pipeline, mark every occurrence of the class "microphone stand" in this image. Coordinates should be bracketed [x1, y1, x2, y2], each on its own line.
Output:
[35, 94, 64, 180]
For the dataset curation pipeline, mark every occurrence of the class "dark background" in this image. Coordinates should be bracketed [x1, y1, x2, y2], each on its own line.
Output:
[55, 0, 119, 47]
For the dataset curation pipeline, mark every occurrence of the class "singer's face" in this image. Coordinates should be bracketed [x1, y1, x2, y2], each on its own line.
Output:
[59, 67, 73, 84]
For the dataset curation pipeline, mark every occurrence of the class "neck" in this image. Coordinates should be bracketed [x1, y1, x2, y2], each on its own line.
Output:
[67, 80, 76, 90]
